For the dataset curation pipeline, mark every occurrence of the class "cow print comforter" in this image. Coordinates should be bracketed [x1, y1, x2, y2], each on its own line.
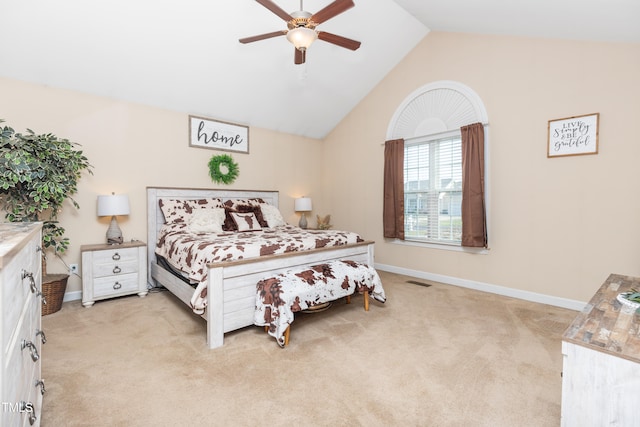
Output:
[155, 223, 365, 313]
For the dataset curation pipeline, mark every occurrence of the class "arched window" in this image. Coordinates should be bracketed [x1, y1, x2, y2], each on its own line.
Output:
[386, 81, 489, 250]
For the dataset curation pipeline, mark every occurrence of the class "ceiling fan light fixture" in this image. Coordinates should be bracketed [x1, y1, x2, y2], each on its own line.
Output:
[286, 26, 317, 51]
[240, 0, 360, 64]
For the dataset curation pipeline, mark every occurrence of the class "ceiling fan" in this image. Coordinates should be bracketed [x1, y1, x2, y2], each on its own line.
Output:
[239, 0, 361, 65]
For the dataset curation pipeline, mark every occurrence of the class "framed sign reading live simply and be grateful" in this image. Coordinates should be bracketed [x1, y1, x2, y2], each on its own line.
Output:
[547, 113, 599, 158]
[189, 115, 250, 154]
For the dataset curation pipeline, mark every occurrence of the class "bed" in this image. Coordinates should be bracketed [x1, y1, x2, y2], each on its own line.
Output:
[146, 187, 376, 349]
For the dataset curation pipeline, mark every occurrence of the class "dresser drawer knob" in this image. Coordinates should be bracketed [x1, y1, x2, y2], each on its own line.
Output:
[113, 282, 122, 290]
[21, 340, 39, 362]
[22, 270, 37, 293]
[113, 266, 122, 274]
[37, 290, 47, 306]
[19, 401, 36, 425]
[28, 407, 37, 425]
[36, 329, 47, 344]
[35, 379, 46, 395]
[112, 252, 121, 261]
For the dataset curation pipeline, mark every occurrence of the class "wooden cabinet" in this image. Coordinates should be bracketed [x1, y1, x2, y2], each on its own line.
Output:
[81, 241, 148, 307]
[561, 273, 640, 426]
[0, 222, 45, 427]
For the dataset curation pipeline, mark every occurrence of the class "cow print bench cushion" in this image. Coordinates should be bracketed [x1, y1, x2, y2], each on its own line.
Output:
[254, 260, 386, 347]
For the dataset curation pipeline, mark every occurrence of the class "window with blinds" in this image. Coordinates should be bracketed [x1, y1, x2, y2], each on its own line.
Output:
[404, 132, 462, 245]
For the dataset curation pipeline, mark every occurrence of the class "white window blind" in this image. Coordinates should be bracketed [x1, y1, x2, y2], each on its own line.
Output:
[404, 133, 462, 245]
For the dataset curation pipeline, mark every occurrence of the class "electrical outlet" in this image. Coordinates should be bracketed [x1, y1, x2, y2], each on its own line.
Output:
[69, 264, 79, 275]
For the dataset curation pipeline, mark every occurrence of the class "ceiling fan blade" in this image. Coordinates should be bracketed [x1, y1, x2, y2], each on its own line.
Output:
[317, 31, 361, 50]
[239, 30, 287, 44]
[294, 48, 306, 64]
[255, 0, 294, 22]
[310, 0, 355, 24]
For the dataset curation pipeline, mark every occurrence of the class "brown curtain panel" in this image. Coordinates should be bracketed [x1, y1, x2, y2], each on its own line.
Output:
[460, 123, 487, 247]
[383, 139, 405, 239]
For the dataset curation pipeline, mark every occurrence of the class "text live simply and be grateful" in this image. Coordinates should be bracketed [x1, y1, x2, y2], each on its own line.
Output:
[551, 118, 592, 152]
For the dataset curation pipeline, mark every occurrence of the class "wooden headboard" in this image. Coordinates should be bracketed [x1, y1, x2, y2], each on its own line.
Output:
[146, 187, 279, 286]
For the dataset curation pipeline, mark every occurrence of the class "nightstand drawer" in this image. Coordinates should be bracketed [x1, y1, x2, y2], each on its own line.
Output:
[92, 259, 139, 278]
[91, 246, 139, 265]
[93, 273, 140, 298]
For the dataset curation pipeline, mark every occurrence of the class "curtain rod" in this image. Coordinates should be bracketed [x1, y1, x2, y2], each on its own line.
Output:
[381, 122, 489, 146]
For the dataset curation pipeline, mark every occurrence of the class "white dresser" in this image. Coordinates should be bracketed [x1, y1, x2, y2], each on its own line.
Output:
[561, 273, 640, 426]
[0, 222, 45, 427]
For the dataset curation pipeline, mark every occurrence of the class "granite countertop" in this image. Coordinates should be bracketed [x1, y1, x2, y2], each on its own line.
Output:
[562, 273, 640, 363]
[0, 222, 42, 268]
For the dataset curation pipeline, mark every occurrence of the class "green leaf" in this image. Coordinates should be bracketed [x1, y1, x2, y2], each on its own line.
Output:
[0, 119, 92, 255]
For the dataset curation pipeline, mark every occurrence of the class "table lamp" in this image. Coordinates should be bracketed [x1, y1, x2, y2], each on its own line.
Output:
[97, 193, 130, 244]
[294, 197, 312, 229]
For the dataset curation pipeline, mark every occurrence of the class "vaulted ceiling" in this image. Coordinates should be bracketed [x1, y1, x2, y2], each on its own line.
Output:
[2, 1, 638, 139]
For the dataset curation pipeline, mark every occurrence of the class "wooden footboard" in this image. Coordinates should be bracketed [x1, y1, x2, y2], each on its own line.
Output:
[150, 241, 374, 349]
[205, 241, 374, 349]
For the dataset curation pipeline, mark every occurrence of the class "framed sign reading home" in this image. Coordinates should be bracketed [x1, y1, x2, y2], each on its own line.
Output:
[189, 115, 249, 154]
[547, 113, 599, 158]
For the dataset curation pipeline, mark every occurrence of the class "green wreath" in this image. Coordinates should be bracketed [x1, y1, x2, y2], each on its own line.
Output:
[208, 154, 239, 185]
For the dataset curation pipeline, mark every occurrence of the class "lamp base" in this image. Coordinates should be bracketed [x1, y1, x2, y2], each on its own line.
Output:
[298, 213, 308, 229]
[106, 216, 124, 245]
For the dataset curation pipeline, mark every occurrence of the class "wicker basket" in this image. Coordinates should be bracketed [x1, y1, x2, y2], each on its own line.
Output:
[42, 274, 69, 316]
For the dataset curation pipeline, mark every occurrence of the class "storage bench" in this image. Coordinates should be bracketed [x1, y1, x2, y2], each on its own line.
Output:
[254, 259, 386, 347]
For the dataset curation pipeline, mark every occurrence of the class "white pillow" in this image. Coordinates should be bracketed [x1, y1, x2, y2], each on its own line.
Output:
[230, 212, 262, 232]
[159, 198, 223, 224]
[187, 208, 225, 233]
[260, 204, 286, 228]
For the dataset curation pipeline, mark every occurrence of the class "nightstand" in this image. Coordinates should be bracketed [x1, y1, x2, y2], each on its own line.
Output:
[81, 240, 148, 307]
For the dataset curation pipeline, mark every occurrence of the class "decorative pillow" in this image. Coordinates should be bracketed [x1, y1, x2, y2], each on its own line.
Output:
[260, 204, 286, 228]
[187, 208, 225, 233]
[222, 202, 269, 231]
[159, 198, 223, 224]
[222, 208, 238, 231]
[230, 212, 262, 232]
[223, 198, 266, 209]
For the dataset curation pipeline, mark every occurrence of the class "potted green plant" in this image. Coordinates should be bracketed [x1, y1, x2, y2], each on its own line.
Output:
[0, 119, 92, 314]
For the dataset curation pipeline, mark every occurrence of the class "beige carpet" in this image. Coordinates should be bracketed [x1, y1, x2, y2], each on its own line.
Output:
[41, 271, 576, 427]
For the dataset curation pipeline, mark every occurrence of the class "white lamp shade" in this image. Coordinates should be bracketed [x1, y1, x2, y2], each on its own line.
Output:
[286, 27, 317, 50]
[294, 197, 312, 212]
[97, 194, 130, 217]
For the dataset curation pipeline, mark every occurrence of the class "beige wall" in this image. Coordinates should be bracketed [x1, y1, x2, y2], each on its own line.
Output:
[3, 31, 640, 304]
[0, 78, 324, 295]
[324, 32, 640, 303]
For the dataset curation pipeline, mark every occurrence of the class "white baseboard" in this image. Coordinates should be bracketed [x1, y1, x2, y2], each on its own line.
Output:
[63, 290, 82, 302]
[374, 263, 586, 312]
[62, 265, 587, 311]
